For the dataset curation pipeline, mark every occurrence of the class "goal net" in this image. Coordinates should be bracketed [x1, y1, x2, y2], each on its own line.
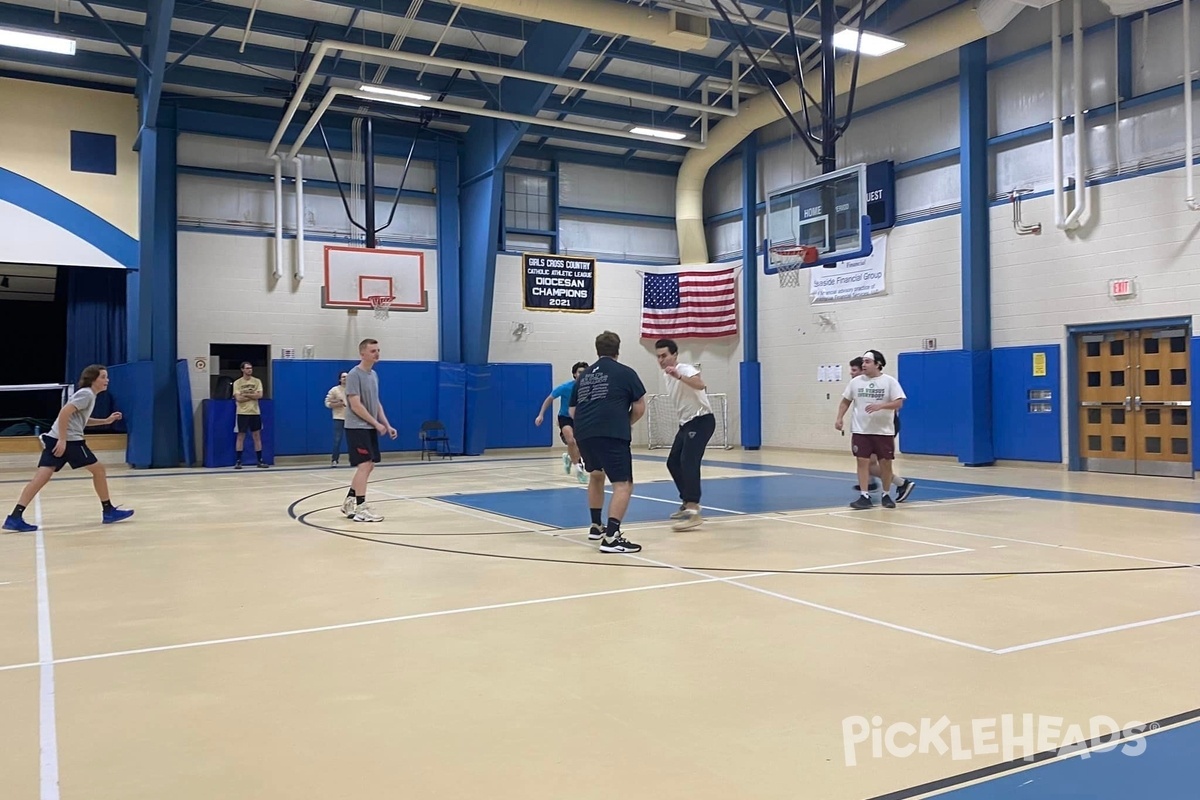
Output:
[645, 393, 732, 450]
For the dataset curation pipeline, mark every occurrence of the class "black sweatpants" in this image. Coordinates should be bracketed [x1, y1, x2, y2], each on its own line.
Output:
[666, 413, 716, 505]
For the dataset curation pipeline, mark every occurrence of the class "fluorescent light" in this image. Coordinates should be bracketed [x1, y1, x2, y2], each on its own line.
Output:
[831, 29, 905, 57]
[630, 126, 687, 141]
[358, 84, 432, 102]
[0, 27, 77, 56]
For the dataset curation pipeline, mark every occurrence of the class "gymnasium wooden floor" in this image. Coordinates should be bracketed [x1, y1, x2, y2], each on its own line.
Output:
[1, 448, 1198, 799]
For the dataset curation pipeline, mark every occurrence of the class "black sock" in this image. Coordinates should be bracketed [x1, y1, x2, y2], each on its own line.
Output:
[347, 488, 356, 499]
[605, 517, 621, 537]
[356, 495, 366, 505]
[590, 508, 603, 526]
[101, 500, 114, 512]
[12, 504, 26, 518]
[256, 449, 263, 462]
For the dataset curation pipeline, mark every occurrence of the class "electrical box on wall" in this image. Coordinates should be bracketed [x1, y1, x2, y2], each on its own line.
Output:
[921, 337, 937, 351]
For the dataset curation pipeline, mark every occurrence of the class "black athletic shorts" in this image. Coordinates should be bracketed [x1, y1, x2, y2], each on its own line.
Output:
[345, 428, 381, 466]
[237, 414, 263, 433]
[577, 436, 633, 483]
[38, 436, 98, 472]
[557, 415, 574, 443]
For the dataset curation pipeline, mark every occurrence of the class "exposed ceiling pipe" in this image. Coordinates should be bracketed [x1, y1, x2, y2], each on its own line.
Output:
[1052, 0, 1089, 231]
[447, 0, 710, 51]
[265, 39, 735, 158]
[675, 0, 1028, 264]
[282, 88, 708, 160]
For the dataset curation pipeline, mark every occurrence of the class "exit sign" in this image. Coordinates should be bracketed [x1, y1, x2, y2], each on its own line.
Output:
[1109, 278, 1136, 298]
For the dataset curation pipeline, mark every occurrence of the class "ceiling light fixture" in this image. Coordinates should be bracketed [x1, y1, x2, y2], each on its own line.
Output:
[358, 84, 432, 102]
[0, 27, 77, 55]
[831, 29, 905, 57]
[629, 126, 688, 141]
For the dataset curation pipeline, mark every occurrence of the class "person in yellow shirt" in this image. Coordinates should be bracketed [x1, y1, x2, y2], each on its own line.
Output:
[233, 361, 267, 469]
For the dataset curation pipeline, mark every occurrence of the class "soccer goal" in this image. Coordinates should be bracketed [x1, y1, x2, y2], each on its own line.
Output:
[644, 393, 732, 450]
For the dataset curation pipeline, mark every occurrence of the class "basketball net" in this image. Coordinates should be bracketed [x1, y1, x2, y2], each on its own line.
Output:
[770, 246, 817, 288]
[368, 295, 395, 320]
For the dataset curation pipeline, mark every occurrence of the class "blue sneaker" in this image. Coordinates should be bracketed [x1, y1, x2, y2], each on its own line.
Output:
[3, 515, 37, 533]
[102, 507, 134, 525]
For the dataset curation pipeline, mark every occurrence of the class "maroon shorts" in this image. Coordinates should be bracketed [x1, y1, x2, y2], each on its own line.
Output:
[851, 433, 895, 461]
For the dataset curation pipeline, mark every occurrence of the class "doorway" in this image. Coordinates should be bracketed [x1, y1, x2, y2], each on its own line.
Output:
[1075, 324, 1192, 477]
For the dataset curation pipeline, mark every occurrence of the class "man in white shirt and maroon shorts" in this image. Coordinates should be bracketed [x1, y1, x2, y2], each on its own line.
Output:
[835, 349, 906, 510]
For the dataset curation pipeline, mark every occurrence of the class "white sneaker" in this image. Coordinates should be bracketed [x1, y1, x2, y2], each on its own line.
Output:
[341, 496, 356, 518]
[669, 504, 688, 520]
[562, 453, 572, 474]
[352, 504, 384, 523]
[575, 463, 588, 484]
[672, 509, 703, 531]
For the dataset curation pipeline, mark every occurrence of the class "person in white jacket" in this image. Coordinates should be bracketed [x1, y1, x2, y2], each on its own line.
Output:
[325, 371, 349, 467]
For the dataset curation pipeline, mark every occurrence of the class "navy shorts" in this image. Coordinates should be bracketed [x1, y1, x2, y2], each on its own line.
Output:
[577, 436, 633, 483]
[38, 436, 98, 472]
[346, 428, 381, 466]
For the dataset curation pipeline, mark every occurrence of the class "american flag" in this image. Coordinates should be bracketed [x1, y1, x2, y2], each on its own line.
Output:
[640, 267, 738, 339]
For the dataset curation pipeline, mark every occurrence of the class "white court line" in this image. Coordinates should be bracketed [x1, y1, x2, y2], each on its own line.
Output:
[993, 609, 1200, 655]
[0, 575, 744, 674]
[34, 497, 60, 800]
[420, 497, 994, 654]
[826, 515, 1200, 571]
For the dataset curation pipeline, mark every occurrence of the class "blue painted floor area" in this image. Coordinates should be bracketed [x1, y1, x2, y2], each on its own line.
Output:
[926, 718, 1200, 800]
[437, 457, 1200, 530]
[438, 471, 989, 529]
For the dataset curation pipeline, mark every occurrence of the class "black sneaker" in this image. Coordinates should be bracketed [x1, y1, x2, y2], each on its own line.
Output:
[881, 494, 896, 509]
[587, 524, 604, 541]
[234, 461, 243, 470]
[849, 495, 873, 510]
[257, 461, 269, 469]
[896, 479, 916, 503]
[599, 534, 641, 553]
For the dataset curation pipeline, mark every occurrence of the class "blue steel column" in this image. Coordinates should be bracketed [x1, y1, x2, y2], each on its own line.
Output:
[958, 39, 994, 466]
[436, 139, 462, 362]
[739, 133, 762, 450]
[125, 0, 180, 467]
[459, 22, 588, 455]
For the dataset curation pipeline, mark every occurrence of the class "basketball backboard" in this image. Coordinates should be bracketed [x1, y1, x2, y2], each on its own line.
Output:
[765, 163, 872, 273]
[322, 245, 428, 311]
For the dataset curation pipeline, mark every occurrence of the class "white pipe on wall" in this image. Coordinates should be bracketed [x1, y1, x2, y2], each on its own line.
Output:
[1185, 0, 1200, 210]
[1051, 2, 1066, 228]
[270, 154, 283, 279]
[293, 156, 305, 280]
[1063, 0, 1089, 229]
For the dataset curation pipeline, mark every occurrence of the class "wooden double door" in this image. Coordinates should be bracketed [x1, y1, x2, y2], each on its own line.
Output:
[1077, 327, 1192, 477]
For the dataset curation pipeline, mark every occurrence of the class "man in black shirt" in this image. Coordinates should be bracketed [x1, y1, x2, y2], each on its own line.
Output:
[570, 331, 647, 553]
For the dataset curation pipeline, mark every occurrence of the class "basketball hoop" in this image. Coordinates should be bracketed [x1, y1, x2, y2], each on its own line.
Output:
[770, 245, 818, 288]
[368, 295, 395, 320]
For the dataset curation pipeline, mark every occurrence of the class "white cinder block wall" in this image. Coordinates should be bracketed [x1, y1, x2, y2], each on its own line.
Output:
[488, 254, 744, 447]
[177, 233, 439, 416]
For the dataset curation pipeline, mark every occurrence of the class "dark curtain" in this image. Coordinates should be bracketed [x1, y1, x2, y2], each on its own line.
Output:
[61, 266, 127, 385]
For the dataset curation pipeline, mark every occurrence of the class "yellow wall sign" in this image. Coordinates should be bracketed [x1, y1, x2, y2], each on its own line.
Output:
[1032, 352, 1047, 377]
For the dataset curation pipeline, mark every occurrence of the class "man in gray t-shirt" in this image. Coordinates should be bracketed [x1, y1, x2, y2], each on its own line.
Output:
[4, 364, 135, 533]
[340, 338, 397, 524]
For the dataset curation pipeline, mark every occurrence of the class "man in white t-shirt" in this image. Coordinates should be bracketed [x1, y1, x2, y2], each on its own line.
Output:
[655, 339, 716, 531]
[835, 349, 906, 510]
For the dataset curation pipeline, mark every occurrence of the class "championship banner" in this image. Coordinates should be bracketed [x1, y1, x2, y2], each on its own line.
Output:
[522, 253, 596, 312]
[809, 233, 887, 303]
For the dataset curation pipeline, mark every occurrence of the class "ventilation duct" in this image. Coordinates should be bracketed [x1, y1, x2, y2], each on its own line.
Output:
[675, 0, 1029, 263]
[452, 0, 709, 51]
[1096, 0, 1166, 13]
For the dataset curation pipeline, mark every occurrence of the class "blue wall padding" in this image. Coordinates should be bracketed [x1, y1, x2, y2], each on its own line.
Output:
[437, 362, 467, 454]
[991, 345, 1061, 463]
[739, 361, 762, 449]
[176, 359, 196, 466]
[482, 363, 554, 449]
[463, 365, 492, 456]
[895, 351, 964, 457]
[203, 399, 275, 467]
[106, 361, 154, 467]
[1192, 338, 1199, 473]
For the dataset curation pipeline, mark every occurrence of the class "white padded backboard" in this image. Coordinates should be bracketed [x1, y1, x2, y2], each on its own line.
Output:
[322, 245, 427, 310]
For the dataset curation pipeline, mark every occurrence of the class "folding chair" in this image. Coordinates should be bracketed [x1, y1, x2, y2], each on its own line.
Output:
[419, 420, 452, 461]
